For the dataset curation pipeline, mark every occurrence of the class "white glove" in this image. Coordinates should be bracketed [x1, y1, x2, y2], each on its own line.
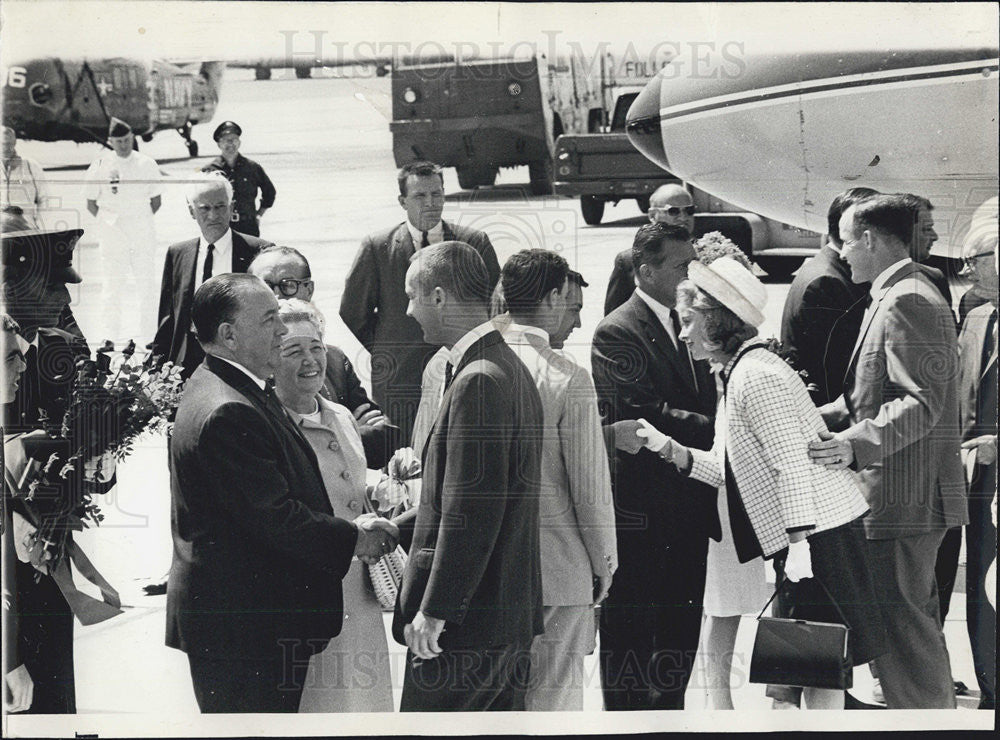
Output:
[634, 418, 669, 453]
[784, 538, 813, 582]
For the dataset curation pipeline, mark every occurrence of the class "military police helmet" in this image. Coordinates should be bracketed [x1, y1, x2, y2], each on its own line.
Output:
[213, 121, 242, 142]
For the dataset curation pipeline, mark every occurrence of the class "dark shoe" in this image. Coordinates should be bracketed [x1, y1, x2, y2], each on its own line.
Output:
[844, 692, 886, 710]
[977, 697, 995, 710]
[143, 581, 167, 596]
[954, 681, 970, 696]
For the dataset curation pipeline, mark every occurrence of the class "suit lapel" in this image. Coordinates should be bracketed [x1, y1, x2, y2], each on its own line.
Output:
[846, 262, 918, 375]
[232, 232, 254, 273]
[632, 295, 698, 397]
[204, 356, 319, 465]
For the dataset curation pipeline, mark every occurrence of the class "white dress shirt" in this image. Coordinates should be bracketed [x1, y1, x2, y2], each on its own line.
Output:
[635, 287, 680, 348]
[213, 354, 267, 391]
[447, 319, 498, 370]
[406, 219, 444, 248]
[195, 228, 235, 287]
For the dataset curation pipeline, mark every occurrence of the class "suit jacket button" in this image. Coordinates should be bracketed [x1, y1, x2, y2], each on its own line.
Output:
[348, 500, 359, 511]
[341, 469, 352, 480]
[328, 440, 341, 451]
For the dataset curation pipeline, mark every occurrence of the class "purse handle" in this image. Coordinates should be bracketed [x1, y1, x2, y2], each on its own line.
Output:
[757, 573, 851, 627]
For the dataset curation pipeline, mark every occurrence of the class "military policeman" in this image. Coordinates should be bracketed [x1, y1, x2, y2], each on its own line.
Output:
[200, 121, 276, 237]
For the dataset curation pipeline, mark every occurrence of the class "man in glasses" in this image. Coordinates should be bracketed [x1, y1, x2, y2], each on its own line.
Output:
[248, 246, 401, 468]
[605, 183, 697, 314]
[151, 173, 273, 378]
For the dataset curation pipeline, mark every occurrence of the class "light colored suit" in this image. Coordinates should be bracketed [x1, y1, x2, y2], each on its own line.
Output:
[822, 261, 967, 538]
[820, 261, 966, 709]
[502, 323, 617, 711]
[958, 302, 998, 445]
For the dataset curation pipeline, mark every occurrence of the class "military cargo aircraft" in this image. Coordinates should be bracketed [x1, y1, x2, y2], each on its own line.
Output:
[2, 58, 225, 156]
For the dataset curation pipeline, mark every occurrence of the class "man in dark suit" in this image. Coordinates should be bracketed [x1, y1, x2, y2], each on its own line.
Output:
[166, 273, 399, 713]
[248, 245, 402, 468]
[811, 194, 967, 708]
[591, 222, 719, 710]
[604, 183, 696, 315]
[392, 241, 544, 711]
[340, 161, 500, 444]
[151, 174, 272, 377]
[780, 188, 877, 407]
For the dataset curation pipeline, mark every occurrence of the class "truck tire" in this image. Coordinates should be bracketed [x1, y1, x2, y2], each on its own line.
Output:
[456, 166, 498, 190]
[255, 66, 272, 80]
[636, 195, 651, 214]
[528, 159, 554, 195]
[755, 256, 804, 280]
[581, 196, 605, 225]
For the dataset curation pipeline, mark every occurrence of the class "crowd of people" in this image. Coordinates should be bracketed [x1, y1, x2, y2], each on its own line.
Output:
[1, 115, 997, 716]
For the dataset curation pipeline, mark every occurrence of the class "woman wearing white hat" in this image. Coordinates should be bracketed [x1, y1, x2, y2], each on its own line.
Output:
[635, 256, 887, 709]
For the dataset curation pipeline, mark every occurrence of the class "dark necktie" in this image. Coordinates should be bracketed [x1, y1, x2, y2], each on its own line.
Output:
[202, 243, 215, 282]
[420, 231, 430, 249]
[671, 310, 698, 392]
[444, 361, 454, 390]
[981, 309, 997, 376]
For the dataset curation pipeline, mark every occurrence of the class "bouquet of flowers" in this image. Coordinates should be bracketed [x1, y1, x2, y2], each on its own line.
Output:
[18, 340, 186, 566]
[370, 447, 421, 515]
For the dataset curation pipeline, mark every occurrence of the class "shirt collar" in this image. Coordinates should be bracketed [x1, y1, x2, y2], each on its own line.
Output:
[284, 395, 321, 425]
[634, 288, 678, 338]
[212, 355, 268, 391]
[502, 321, 550, 345]
[406, 219, 444, 247]
[200, 227, 234, 255]
[448, 320, 496, 369]
[870, 257, 912, 298]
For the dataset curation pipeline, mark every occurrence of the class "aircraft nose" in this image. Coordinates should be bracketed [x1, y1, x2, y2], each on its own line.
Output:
[626, 73, 668, 171]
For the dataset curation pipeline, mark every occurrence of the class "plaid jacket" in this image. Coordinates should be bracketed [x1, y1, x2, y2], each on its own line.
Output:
[689, 341, 869, 557]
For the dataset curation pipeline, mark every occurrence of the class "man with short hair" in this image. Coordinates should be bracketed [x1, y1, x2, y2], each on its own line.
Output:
[605, 183, 696, 314]
[201, 120, 276, 237]
[393, 241, 543, 711]
[152, 174, 272, 377]
[898, 193, 952, 307]
[340, 161, 500, 443]
[2, 127, 47, 228]
[83, 118, 163, 342]
[592, 221, 719, 710]
[167, 273, 398, 713]
[248, 245, 401, 468]
[810, 193, 967, 708]
[781, 187, 877, 406]
[498, 249, 617, 711]
[551, 269, 588, 350]
[955, 226, 998, 710]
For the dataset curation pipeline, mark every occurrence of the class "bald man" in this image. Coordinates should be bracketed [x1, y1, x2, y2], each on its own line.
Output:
[604, 183, 696, 314]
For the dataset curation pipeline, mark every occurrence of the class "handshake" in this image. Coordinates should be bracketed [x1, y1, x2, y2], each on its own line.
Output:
[352, 513, 400, 564]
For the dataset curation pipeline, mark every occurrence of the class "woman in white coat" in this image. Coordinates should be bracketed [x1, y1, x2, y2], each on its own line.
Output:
[636, 258, 888, 710]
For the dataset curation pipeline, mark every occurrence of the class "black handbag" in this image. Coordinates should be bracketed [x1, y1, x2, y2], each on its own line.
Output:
[749, 576, 853, 690]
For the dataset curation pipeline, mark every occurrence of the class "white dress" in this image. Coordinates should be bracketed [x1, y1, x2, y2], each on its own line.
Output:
[702, 397, 771, 617]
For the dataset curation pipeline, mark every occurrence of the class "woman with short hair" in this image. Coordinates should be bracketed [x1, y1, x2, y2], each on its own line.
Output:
[636, 257, 888, 709]
[272, 298, 394, 713]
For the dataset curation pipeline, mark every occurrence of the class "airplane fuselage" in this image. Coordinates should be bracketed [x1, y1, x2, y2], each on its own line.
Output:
[627, 46, 1000, 254]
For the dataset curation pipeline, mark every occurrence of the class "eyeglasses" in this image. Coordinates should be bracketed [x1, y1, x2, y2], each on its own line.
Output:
[961, 253, 993, 272]
[266, 277, 313, 297]
[654, 205, 697, 217]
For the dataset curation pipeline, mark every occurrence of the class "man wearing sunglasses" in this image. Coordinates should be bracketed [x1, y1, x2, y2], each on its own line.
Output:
[151, 174, 273, 378]
[248, 246, 401, 469]
[605, 183, 697, 314]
